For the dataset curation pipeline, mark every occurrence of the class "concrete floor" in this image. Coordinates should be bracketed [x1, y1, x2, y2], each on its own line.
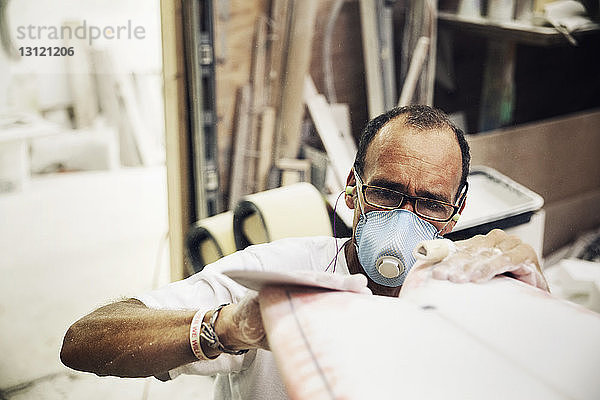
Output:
[0, 167, 214, 399]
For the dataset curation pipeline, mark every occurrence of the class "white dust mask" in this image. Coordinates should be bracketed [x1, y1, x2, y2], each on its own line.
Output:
[354, 209, 440, 287]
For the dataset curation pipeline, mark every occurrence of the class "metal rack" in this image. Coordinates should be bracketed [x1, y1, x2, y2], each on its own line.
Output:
[183, 0, 221, 219]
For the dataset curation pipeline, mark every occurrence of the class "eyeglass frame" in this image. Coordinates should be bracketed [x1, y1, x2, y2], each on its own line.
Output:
[353, 168, 468, 223]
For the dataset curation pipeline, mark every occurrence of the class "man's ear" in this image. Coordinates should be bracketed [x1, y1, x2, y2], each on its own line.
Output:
[444, 196, 467, 235]
[344, 170, 356, 210]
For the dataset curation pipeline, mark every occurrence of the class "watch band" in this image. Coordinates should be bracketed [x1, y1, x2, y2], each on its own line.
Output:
[200, 303, 249, 356]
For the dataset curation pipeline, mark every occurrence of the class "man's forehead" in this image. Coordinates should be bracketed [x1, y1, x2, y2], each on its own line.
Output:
[363, 118, 463, 197]
[366, 118, 459, 160]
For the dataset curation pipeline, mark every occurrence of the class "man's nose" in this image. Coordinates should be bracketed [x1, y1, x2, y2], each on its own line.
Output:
[399, 198, 415, 213]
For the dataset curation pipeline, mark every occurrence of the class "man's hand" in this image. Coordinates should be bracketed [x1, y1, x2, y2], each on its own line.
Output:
[215, 292, 269, 353]
[404, 230, 549, 293]
[216, 273, 371, 353]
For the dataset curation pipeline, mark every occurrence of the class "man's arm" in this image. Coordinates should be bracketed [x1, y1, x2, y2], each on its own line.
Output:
[60, 299, 199, 378]
[61, 298, 269, 378]
[60, 273, 371, 378]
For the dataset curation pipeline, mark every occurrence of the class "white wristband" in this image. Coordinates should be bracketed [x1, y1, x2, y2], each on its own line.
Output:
[190, 309, 212, 360]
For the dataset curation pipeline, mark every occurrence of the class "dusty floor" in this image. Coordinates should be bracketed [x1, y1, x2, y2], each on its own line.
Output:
[0, 167, 214, 399]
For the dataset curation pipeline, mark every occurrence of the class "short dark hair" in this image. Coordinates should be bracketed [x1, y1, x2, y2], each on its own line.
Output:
[353, 105, 470, 200]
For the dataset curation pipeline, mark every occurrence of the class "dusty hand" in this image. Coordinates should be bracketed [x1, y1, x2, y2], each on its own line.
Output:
[216, 292, 269, 352]
[405, 230, 548, 292]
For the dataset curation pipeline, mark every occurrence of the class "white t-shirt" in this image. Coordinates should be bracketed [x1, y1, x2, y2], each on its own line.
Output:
[136, 236, 351, 400]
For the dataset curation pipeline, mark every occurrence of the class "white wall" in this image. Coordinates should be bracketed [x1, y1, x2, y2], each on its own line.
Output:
[2, 0, 162, 111]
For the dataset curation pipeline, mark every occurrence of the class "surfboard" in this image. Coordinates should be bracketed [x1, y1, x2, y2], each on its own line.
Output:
[255, 276, 600, 399]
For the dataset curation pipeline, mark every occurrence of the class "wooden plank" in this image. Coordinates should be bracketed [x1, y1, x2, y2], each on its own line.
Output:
[425, 0, 438, 106]
[247, 15, 269, 192]
[400, 0, 437, 106]
[275, 0, 319, 159]
[329, 103, 355, 157]
[256, 106, 276, 191]
[378, 0, 397, 110]
[266, 0, 293, 109]
[398, 36, 430, 107]
[161, 0, 193, 281]
[359, 0, 385, 118]
[214, 1, 269, 204]
[250, 15, 269, 114]
[309, 0, 368, 144]
[260, 277, 600, 399]
[228, 84, 253, 209]
[320, 0, 345, 104]
[303, 77, 355, 190]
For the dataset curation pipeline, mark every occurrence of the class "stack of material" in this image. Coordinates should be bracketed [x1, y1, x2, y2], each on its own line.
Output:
[228, 0, 320, 208]
[225, 0, 438, 210]
[227, 0, 364, 208]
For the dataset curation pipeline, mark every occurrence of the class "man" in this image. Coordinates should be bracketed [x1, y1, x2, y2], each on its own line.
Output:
[61, 105, 547, 399]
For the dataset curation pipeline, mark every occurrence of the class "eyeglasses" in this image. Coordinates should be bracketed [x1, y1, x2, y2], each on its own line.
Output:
[354, 170, 468, 222]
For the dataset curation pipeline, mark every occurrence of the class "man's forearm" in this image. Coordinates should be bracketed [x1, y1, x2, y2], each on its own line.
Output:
[60, 299, 198, 378]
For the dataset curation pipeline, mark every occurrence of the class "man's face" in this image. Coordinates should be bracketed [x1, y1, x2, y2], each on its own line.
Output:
[348, 117, 463, 234]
